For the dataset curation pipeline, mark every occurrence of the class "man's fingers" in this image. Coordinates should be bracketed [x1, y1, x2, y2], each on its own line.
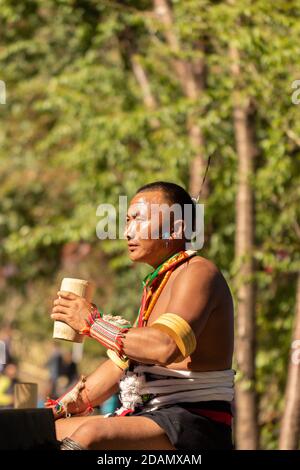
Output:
[53, 298, 71, 308]
[57, 291, 77, 300]
[52, 305, 69, 315]
[51, 313, 68, 322]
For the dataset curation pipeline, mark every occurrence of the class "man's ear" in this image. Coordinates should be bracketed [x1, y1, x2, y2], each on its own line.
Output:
[171, 219, 185, 241]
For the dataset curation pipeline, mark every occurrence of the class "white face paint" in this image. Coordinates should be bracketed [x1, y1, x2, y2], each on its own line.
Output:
[125, 198, 153, 240]
[124, 191, 188, 267]
[125, 199, 184, 241]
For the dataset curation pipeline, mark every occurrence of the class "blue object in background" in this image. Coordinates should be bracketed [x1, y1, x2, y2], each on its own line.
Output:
[100, 394, 120, 415]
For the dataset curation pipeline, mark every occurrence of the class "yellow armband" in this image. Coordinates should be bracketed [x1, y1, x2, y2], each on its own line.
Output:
[107, 349, 129, 370]
[151, 313, 197, 359]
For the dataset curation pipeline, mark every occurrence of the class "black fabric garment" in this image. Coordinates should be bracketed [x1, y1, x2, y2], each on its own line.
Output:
[130, 401, 234, 451]
[0, 408, 59, 450]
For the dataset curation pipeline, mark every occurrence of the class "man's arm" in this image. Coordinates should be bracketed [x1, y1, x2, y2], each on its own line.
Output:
[51, 260, 220, 373]
[123, 261, 220, 365]
[52, 358, 123, 418]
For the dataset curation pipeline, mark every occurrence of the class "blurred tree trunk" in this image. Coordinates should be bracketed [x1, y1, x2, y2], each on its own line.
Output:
[130, 54, 157, 111]
[130, 54, 161, 129]
[153, 0, 209, 198]
[279, 273, 300, 449]
[230, 44, 258, 450]
[117, 26, 159, 129]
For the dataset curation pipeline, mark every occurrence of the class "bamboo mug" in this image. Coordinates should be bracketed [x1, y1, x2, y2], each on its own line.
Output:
[52, 278, 94, 343]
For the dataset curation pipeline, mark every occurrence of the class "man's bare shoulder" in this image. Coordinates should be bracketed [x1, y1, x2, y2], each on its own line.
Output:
[164, 255, 230, 339]
[172, 255, 222, 292]
[188, 255, 220, 273]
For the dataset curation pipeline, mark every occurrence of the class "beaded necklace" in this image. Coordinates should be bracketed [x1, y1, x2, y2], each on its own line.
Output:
[136, 249, 197, 327]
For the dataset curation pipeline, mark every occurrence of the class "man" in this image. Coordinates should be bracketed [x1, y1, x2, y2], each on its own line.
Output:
[48, 181, 234, 450]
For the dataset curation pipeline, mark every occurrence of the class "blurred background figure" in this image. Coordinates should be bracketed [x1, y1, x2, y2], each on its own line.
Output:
[46, 343, 63, 396]
[37, 379, 53, 408]
[0, 325, 14, 373]
[60, 350, 78, 389]
[100, 393, 120, 416]
[0, 361, 18, 408]
[45, 344, 79, 400]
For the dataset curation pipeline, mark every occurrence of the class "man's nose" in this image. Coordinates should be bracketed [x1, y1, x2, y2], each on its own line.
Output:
[125, 229, 132, 240]
[124, 220, 136, 239]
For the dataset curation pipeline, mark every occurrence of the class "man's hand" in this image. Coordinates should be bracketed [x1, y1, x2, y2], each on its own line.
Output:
[44, 402, 63, 421]
[51, 291, 92, 332]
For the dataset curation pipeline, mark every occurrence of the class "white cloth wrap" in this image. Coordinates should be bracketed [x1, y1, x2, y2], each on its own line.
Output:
[113, 364, 235, 416]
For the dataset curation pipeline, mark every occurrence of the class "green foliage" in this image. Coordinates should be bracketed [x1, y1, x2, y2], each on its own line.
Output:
[0, 0, 299, 448]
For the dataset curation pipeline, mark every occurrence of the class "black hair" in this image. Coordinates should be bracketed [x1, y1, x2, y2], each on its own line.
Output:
[135, 181, 196, 234]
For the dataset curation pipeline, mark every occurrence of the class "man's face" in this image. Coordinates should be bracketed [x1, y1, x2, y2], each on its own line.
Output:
[124, 190, 175, 266]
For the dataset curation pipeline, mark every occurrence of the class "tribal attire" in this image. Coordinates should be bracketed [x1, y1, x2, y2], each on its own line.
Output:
[106, 250, 235, 450]
[105, 364, 234, 450]
[54, 250, 235, 450]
